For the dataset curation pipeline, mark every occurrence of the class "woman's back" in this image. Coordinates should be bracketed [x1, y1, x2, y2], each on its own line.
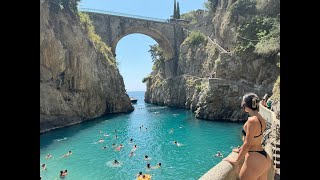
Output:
[242, 115, 266, 150]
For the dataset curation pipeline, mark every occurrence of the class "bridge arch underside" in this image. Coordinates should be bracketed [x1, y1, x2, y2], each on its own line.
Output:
[112, 27, 174, 60]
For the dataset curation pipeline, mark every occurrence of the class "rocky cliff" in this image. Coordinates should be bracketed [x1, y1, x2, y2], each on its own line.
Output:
[145, 0, 280, 121]
[40, 0, 133, 133]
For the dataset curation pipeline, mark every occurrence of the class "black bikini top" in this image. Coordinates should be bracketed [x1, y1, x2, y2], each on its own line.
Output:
[242, 118, 264, 138]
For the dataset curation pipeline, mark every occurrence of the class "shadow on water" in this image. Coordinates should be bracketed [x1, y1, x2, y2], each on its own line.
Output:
[40, 112, 130, 149]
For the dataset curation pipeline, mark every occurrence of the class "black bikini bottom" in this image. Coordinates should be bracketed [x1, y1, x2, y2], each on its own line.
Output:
[248, 149, 267, 158]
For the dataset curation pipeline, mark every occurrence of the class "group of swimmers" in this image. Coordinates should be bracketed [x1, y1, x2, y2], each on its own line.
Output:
[41, 151, 72, 178]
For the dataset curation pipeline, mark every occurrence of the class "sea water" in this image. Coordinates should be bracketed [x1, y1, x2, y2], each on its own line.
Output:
[40, 91, 243, 180]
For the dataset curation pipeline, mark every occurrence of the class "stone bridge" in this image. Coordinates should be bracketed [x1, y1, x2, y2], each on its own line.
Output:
[80, 8, 187, 77]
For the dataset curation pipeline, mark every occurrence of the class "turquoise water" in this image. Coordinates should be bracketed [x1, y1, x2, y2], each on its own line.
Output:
[40, 91, 243, 180]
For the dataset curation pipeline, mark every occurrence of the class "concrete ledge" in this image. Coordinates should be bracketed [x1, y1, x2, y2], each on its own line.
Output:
[199, 149, 275, 180]
[199, 152, 242, 180]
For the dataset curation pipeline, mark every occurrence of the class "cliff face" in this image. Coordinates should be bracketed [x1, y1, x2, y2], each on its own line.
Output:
[145, 0, 280, 121]
[40, 0, 133, 133]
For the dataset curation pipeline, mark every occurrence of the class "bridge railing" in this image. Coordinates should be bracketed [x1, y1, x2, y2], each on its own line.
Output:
[79, 8, 168, 23]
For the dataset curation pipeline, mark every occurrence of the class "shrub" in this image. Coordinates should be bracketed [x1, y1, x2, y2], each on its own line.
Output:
[183, 31, 207, 47]
[229, 0, 257, 21]
[180, 11, 197, 24]
[78, 12, 116, 67]
[149, 44, 165, 71]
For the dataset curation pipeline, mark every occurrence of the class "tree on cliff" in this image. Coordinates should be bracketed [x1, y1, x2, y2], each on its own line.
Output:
[177, 2, 181, 19]
[148, 44, 165, 71]
[173, 0, 177, 19]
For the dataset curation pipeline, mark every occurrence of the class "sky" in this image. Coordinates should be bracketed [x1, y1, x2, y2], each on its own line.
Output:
[79, 0, 206, 91]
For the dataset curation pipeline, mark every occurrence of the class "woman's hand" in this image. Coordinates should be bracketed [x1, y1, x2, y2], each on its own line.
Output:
[223, 157, 238, 165]
[232, 148, 240, 153]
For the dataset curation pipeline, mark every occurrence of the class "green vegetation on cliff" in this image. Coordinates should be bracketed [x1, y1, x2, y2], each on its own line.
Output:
[204, 0, 219, 14]
[51, 0, 81, 14]
[228, 0, 280, 62]
[78, 12, 116, 67]
[180, 11, 197, 24]
[148, 44, 165, 71]
[183, 31, 207, 47]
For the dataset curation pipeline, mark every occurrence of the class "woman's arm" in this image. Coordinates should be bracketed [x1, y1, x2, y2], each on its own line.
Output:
[224, 118, 256, 164]
[234, 119, 255, 162]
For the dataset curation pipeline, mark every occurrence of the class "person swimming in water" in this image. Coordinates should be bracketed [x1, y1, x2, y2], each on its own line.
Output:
[59, 170, 68, 178]
[144, 155, 151, 161]
[114, 135, 118, 139]
[152, 162, 161, 169]
[45, 154, 52, 159]
[116, 144, 124, 151]
[139, 126, 142, 131]
[62, 151, 72, 158]
[129, 151, 135, 157]
[98, 138, 104, 143]
[129, 138, 133, 143]
[169, 128, 174, 134]
[136, 171, 143, 178]
[214, 151, 223, 157]
[174, 141, 182, 146]
[146, 163, 151, 169]
[132, 144, 137, 151]
[99, 130, 102, 133]
[113, 160, 120, 165]
[102, 146, 107, 149]
[41, 164, 46, 170]
[103, 133, 109, 137]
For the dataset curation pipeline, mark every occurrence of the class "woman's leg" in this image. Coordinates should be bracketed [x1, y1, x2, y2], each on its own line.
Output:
[239, 153, 270, 180]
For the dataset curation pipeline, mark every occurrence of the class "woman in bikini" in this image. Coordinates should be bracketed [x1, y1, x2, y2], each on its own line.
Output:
[224, 93, 271, 180]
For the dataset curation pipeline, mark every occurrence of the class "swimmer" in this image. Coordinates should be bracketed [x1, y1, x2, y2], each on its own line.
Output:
[144, 155, 151, 161]
[132, 144, 137, 151]
[113, 160, 120, 165]
[129, 151, 135, 157]
[130, 138, 133, 143]
[136, 171, 143, 178]
[98, 138, 104, 143]
[103, 133, 109, 137]
[169, 128, 174, 134]
[114, 130, 117, 133]
[146, 163, 151, 169]
[41, 164, 46, 170]
[114, 135, 118, 139]
[63, 170, 68, 176]
[45, 154, 52, 159]
[99, 130, 102, 133]
[145, 127, 148, 131]
[112, 143, 116, 148]
[116, 144, 124, 151]
[139, 126, 142, 131]
[102, 146, 108, 149]
[62, 151, 72, 158]
[179, 125, 183, 128]
[174, 141, 182, 146]
[214, 151, 223, 158]
[59, 170, 68, 178]
[152, 162, 161, 169]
